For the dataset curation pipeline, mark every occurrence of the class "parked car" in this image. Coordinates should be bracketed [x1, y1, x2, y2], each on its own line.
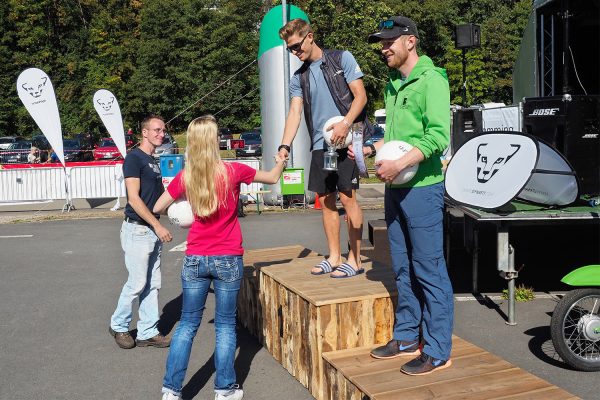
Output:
[364, 125, 385, 146]
[235, 131, 262, 157]
[1, 141, 32, 164]
[93, 137, 122, 160]
[63, 139, 85, 162]
[0, 136, 26, 150]
[31, 135, 51, 150]
[154, 133, 178, 158]
[374, 108, 386, 132]
[219, 128, 233, 150]
[125, 132, 136, 148]
[72, 133, 95, 161]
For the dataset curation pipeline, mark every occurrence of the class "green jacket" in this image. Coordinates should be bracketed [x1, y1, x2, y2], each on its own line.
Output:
[384, 55, 450, 188]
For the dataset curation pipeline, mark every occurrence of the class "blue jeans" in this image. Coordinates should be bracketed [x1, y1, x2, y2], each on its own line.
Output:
[162, 255, 243, 396]
[110, 221, 162, 340]
[385, 183, 454, 361]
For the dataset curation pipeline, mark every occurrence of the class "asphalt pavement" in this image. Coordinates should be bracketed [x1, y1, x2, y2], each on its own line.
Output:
[0, 188, 598, 400]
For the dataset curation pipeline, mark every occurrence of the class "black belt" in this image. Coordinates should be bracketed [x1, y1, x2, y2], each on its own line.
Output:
[124, 216, 150, 227]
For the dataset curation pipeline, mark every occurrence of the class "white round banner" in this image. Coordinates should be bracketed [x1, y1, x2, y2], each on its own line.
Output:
[446, 132, 579, 209]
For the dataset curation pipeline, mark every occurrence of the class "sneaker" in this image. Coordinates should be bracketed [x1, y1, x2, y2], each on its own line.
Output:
[401, 353, 452, 375]
[214, 387, 243, 400]
[370, 339, 420, 359]
[162, 392, 180, 400]
[136, 333, 170, 348]
[108, 327, 135, 349]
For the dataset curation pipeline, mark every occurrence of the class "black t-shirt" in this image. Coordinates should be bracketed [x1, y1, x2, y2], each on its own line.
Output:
[123, 148, 164, 221]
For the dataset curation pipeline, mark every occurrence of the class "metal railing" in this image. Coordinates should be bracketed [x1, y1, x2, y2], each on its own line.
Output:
[1, 157, 262, 207]
[0, 167, 67, 202]
[68, 165, 125, 199]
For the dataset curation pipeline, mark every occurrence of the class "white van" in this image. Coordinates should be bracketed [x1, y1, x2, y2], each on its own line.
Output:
[374, 109, 386, 131]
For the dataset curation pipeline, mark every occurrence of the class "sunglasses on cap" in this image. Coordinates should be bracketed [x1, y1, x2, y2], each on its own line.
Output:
[379, 20, 396, 29]
[379, 19, 416, 33]
[286, 33, 309, 53]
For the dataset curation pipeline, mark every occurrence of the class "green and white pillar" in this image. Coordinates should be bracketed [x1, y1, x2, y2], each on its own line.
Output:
[259, 5, 312, 205]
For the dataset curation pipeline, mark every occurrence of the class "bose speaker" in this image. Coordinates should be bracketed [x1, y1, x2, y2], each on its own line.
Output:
[523, 95, 600, 195]
[455, 24, 481, 49]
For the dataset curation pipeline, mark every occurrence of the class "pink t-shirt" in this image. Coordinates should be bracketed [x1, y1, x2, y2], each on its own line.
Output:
[167, 162, 256, 256]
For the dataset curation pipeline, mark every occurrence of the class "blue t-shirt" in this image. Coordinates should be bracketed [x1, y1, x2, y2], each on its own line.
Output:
[123, 148, 164, 221]
[290, 51, 364, 150]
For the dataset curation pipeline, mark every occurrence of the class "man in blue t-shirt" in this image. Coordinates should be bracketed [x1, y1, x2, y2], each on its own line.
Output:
[277, 18, 368, 278]
[109, 115, 173, 349]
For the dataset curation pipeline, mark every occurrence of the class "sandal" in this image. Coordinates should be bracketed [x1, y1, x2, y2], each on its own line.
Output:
[311, 259, 334, 275]
[330, 263, 364, 278]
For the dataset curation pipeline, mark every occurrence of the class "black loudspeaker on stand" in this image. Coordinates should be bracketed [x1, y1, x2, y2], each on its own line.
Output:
[522, 95, 600, 196]
[454, 23, 480, 106]
[455, 24, 481, 49]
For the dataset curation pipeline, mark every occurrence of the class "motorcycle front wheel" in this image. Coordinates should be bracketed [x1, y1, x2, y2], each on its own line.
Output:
[551, 288, 600, 371]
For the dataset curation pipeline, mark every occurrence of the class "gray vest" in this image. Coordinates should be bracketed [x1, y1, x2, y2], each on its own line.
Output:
[299, 49, 373, 150]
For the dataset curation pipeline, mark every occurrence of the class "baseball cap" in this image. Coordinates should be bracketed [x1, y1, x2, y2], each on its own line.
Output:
[368, 16, 419, 43]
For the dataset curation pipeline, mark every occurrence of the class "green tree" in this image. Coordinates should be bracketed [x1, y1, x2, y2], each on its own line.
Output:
[0, 0, 18, 135]
[0, 0, 532, 137]
[128, 0, 263, 132]
[281, 0, 392, 111]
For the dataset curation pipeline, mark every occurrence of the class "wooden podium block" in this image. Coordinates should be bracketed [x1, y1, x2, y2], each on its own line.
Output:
[322, 336, 579, 400]
[366, 220, 392, 266]
[238, 246, 319, 340]
[259, 258, 397, 400]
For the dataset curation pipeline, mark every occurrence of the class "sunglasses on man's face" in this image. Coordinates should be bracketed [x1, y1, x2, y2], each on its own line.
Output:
[286, 33, 309, 53]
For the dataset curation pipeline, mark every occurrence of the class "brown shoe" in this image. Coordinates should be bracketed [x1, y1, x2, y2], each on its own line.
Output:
[136, 333, 170, 348]
[109, 327, 135, 349]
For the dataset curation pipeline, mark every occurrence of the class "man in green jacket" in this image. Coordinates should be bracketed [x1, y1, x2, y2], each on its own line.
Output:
[354, 16, 453, 375]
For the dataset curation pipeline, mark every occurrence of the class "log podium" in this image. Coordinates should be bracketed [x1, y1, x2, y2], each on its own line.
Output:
[239, 245, 320, 341]
[239, 241, 579, 400]
[323, 336, 579, 400]
[259, 256, 397, 400]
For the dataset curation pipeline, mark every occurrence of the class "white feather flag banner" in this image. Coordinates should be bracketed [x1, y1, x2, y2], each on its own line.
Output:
[93, 89, 127, 158]
[16, 68, 65, 166]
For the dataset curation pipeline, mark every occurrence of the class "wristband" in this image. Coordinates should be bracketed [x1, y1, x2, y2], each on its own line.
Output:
[367, 144, 377, 158]
[341, 118, 351, 127]
[278, 144, 291, 153]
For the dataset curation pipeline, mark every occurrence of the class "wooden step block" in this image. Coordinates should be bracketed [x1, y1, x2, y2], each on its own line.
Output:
[238, 246, 320, 339]
[322, 336, 580, 400]
[368, 219, 387, 247]
[367, 219, 391, 266]
[260, 257, 398, 400]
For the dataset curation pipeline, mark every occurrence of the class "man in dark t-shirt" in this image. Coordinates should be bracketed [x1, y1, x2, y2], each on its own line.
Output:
[109, 115, 173, 350]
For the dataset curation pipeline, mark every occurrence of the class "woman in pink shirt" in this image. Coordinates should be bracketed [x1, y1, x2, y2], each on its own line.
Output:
[154, 115, 285, 400]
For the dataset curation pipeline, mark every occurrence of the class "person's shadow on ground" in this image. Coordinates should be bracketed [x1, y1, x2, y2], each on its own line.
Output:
[158, 294, 183, 335]
[181, 324, 262, 399]
[157, 293, 262, 399]
[157, 288, 216, 335]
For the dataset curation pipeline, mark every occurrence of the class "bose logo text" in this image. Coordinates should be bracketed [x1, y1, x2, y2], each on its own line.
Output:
[529, 108, 559, 116]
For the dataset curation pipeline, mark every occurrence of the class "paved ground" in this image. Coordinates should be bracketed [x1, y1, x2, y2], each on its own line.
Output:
[0, 188, 598, 400]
